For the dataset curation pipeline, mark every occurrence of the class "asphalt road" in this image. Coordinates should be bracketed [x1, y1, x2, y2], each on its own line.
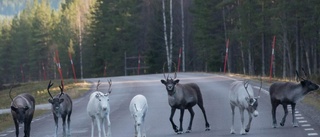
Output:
[1, 73, 320, 137]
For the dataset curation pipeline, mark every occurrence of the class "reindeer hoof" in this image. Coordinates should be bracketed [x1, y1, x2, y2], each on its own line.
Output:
[293, 123, 299, 127]
[245, 129, 250, 132]
[185, 130, 191, 133]
[280, 122, 284, 126]
[177, 131, 183, 134]
[205, 126, 210, 131]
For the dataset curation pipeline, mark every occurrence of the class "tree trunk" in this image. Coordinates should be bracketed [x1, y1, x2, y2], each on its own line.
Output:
[295, 18, 300, 73]
[169, 0, 173, 72]
[241, 42, 246, 74]
[261, 33, 265, 76]
[180, 0, 185, 72]
[282, 30, 288, 78]
[162, 0, 170, 72]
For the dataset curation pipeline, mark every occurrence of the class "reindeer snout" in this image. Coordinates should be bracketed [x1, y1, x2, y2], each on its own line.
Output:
[102, 107, 107, 111]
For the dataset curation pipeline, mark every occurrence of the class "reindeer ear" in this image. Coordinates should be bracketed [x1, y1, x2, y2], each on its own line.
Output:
[300, 80, 306, 86]
[161, 80, 166, 84]
[174, 79, 180, 84]
[11, 106, 17, 112]
[59, 98, 64, 103]
[48, 98, 53, 103]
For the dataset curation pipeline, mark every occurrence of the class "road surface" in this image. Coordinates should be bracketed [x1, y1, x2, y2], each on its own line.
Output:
[1, 73, 320, 137]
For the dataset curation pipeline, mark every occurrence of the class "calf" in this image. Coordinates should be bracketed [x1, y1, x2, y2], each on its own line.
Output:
[47, 81, 73, 137]
[229, 80, 260, 135]
[129, 94, 148, 137]
[87, 80, 112, 137]
[269, 70, 319, 128]
[10, 87, 35, 137]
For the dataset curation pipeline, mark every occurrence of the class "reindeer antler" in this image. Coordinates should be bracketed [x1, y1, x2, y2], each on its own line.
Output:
[9, 84, 14, 103]
[47, 80, 54, 99]
[243, 80, 251, 98]
[296, 70, 305, 81]
[302, 68, 308, 79]
[107, 79, 112, 93]
[58, 80, 64, 98]
[172, 61, 177, 79]
[96, 80, 101, 91]
[163, 62, 169, 80]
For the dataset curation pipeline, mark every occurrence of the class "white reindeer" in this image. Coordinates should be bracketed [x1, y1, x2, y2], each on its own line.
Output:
[87, 80, 112, 137]
[129, 94, 148, 137]
[229, 80, 261, 135]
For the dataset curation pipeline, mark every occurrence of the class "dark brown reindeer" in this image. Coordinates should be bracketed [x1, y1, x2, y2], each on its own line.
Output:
[269, 70, 319, 128]
[48, 80, 73, 137]
[160, 63, 210, 134]
[10, 86, 35, 137]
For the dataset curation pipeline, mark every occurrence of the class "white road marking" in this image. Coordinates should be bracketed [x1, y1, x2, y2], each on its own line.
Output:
[307, 133, 318, 136]
[296, 117, 304, 120]
[305, 128, 315, 131]
[302, 124, 311, 127]
[299, 120, 308, 123]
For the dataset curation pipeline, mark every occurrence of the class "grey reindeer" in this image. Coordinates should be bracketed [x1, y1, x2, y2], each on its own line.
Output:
[10, 86, 35, 137]
[47, 80, 73, 137]
[160, 64, 210, 134]
[269, 70, 319, 128]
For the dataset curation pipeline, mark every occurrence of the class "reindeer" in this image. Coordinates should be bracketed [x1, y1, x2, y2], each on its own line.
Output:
[160, 63, 210, 134]
[129, 94, 148, 137]
[87, 80, 112, 137]
[229, 80, 261, 135]
[47, 80, 73, 137]
[10, 86, 35, 137]
[269, 70, 319, 128]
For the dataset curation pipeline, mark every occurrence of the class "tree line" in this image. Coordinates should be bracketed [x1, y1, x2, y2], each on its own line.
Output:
[0, 0, 320, 84]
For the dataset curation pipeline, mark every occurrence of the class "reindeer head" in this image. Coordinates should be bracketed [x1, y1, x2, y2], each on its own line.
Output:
[243, 80, 261, 117]
[160, 62, 179, 96]
[47, 80, 65, 117]
[95, 80, 112, 112]
[296, 69, 319, 92]
[11, 106, 29, 124]
[133, 104, 147, 126]
[9, 86, 29, 124]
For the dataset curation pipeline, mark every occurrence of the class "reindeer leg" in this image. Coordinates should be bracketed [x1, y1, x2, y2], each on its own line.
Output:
[24, 118, 31, 137]
[239, 108, 246, 135]
[230, 104, 235, 134]
[185, 108, 194, 133]
[291, 103, 298, 127]
[245, 109, 253, 132]
[271, 101, 279, 128]
[198, 103, 210, 131]
[67, 112, 71, 136]
[13, 118, 19, 137]
[178, 109, 185, 134]
[90, 117, 95, 137]
[169, 107, 178, 133]
[106, 114, 112, 137]
[280, 104, 288, 126]
[54, 115, 59, 137]
[62, 115, 67, 137]
[96, 118, 101, 137]
[101, 117, 107, 137]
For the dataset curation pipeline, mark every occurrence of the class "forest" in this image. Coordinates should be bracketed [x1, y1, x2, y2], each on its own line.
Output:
[0, 0, 320, 83]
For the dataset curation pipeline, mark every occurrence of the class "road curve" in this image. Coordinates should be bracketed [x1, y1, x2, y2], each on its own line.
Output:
[1, 73, 319, 137]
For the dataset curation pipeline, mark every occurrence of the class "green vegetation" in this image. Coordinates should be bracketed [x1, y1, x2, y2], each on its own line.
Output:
[1, 0, 320, 82]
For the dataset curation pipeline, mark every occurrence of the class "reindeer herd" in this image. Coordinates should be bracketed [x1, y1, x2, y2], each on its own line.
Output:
[7, 68, 319, 137]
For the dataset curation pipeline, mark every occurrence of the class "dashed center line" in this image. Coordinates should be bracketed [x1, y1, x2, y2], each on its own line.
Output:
[308, 133, 318, 136]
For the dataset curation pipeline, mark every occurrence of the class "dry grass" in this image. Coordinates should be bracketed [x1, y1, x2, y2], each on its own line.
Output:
[0, 79, 92, 132]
